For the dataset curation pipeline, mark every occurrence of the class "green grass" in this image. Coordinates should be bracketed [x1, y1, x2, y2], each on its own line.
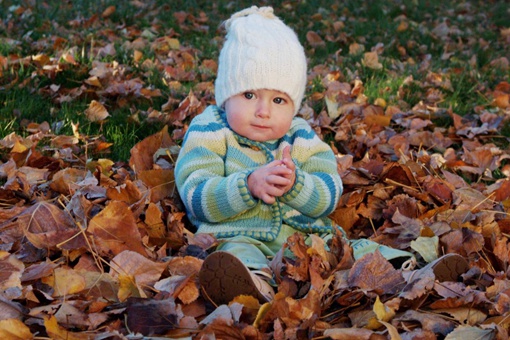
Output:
[1, 0, 509, 161]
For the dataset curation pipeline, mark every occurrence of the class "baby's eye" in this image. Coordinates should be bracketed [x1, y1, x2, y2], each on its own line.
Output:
[273, 97, 285, 104]
[243, 92, 254, 99]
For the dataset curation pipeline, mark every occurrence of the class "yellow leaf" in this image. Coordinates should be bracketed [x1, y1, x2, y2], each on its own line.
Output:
[379, 320, 402, 340]
[253, 300, 273, 328]
[167, 37, 180, 50]
[0, 319, 33, 339]
[117, 274, 142, 301]
[374, 97, 387, 108]
[11, 140, 28, 153]
[47, 267, 86, 297]
[32, 53, 50, 66]
[374, 295, 396, 323]
[86, 158, 114, 176]
[44, 315, 90, 340]
[233, 295, 260, 309]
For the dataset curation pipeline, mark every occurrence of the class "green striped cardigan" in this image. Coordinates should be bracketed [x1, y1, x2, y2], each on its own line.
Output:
[174, 106, 343, 241]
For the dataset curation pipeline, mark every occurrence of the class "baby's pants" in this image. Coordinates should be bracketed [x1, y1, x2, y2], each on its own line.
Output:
[216, 224, 301, 270]
[214, 224, 416, 270]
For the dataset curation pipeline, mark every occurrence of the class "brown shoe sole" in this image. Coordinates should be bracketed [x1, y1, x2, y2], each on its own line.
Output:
[424, 253, 469, 282]
[199, 251, 271, 305]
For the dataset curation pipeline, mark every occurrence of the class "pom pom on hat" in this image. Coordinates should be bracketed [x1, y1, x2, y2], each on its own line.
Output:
[215, 6, 307, 115]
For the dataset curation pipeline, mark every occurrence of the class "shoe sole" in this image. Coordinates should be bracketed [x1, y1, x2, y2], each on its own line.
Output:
[199, 251, 269, 305]
[425, 253, 469, 282]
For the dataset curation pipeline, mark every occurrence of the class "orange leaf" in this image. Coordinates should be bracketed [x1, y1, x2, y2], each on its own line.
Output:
[88, 201, 147, 257]
[493, 179, 510, 201]
[129, 125, 174, 173]
[137, 169, 175, 203]
[102, 5, 116, 18]
[106, 179, 145, 204]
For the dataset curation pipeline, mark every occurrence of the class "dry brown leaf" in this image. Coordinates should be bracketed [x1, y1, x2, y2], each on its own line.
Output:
[106, 179, 146, 204]
[84, 100, 110, 123]
[0, 251, 24, 292]
[349, 42, 365, 55]
[444, 325, 495, 340]
[433, 307, 487, 325]
[129, 125, 174, 173]
[347, 250, 405, 295]
[493, 237, 510, 263]
[109, 250, 166, 289]
[143, 202, 166, 238]
[400, 267, 435, 300]
[21, 201, 86, 250]
[87, 200, 147, 257]
[323, 327, 374, 339]
[167, 256, 202, 276]
[0, 296, 26, 321]
[49, 168, 87, 195]
[395, 309, 455, 336]
[306, 31, 325, 47]
[137, 169, 175, 203]
[362, 51, 383, 70]
[125, 297, 179, 335]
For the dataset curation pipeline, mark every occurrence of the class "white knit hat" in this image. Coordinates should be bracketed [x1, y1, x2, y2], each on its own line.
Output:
[215, 6, 307, 115]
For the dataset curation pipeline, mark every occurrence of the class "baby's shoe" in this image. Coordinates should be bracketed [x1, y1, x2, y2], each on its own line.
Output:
[408, 253, 469, 283]
[199, 251, 275, 305]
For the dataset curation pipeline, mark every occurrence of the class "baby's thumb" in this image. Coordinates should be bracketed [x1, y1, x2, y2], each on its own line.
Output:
[282, 145, 292, 160]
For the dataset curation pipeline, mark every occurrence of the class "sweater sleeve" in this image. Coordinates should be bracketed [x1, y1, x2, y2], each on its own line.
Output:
[174, 109, 258, 223]
[279, 119, 343, 218]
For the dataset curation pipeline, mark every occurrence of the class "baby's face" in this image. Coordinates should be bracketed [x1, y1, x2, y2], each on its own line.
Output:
[224, 89, 294, 142]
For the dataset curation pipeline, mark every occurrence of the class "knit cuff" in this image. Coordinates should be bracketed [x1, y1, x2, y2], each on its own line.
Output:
[280, 168, 306, 204]
[237, 170, 258, 208]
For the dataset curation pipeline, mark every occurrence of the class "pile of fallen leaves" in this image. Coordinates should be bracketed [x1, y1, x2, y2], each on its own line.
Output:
[1, 75, 510, 339]
[2, 1, 510, 339]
